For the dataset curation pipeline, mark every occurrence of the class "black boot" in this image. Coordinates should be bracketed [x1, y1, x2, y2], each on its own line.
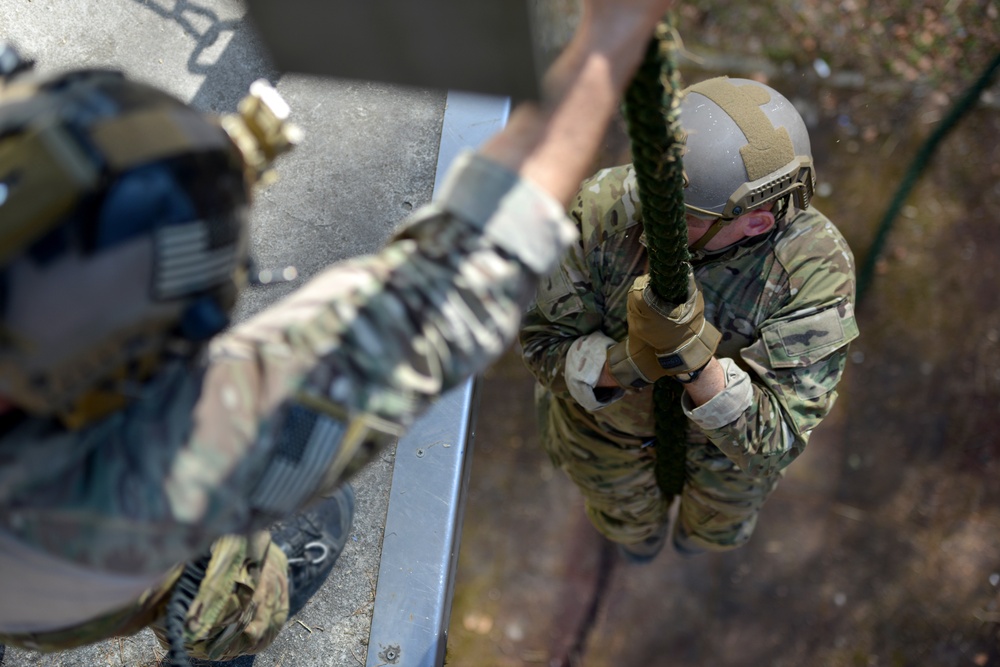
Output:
[617, 521, 669, 564]
[270, 484, 355, 617]
[173, 486, 356, 667]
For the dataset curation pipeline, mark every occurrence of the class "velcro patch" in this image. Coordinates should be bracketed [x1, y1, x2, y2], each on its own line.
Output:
[688, 77, 795, 181]
[761, 305, 859, 367]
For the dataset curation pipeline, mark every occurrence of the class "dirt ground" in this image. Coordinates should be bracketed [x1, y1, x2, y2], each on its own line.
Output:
[447, 3, 1000, 666]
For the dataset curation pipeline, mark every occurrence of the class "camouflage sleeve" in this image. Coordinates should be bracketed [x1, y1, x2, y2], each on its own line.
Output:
[518, 244, 603, 399]
[195, 150, 580, 516]
[222, 151, 577, 421]
[0, 152, 580, 576]
[685, 216, 860, 478]
[519, 165, 643, 401]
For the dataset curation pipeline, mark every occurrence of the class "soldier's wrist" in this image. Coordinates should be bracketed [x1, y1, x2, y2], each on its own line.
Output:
[671, 358, 713, 384]
[597, 357, 625, 389]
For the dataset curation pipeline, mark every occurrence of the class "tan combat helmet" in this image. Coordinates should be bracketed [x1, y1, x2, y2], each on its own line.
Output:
[0, 49, 300, 429]
[680, 76, 816, 251]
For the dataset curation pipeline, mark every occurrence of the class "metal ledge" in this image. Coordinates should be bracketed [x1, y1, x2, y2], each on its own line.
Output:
[366, 92, 511, 667]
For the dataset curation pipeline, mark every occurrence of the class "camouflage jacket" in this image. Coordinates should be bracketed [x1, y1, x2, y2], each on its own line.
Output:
[521, 163, 859, 477]
[0, 151, 577, 621]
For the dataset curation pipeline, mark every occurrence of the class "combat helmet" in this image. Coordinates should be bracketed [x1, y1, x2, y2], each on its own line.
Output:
[680, 76, 815, 251]
[0, 44, 300, 428]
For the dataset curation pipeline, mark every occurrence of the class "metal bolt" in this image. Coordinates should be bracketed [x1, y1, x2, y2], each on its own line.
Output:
[378, 644, 401, 664]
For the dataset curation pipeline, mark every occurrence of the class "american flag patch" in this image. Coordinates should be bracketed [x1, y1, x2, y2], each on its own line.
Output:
[153, 220, 238, 299]
[250, 409, 348, 515]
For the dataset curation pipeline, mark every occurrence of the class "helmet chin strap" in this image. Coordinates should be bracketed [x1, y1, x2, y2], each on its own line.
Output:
[689, 216, 736, 252]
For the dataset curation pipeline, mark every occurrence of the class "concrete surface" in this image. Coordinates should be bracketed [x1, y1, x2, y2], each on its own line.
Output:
[0, 0, 446, 665]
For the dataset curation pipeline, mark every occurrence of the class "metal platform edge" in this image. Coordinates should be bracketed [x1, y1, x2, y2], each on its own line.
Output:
[365, 92, 511, 667]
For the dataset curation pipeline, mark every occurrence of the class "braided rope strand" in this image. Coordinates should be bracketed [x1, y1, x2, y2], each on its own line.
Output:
[622, 17, 689, 498]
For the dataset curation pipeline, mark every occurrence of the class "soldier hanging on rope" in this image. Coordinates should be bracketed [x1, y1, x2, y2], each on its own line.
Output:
[520, 73, 859, 561]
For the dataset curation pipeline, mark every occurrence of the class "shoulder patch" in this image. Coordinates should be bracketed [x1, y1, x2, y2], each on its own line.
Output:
[534, 267, 587, 321]
[761, 302, 859, 367]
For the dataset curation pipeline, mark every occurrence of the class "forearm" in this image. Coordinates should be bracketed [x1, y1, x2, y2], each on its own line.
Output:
[595, 353, 805, 476]
[595, 354, 728, 401]
[520, 310, 594, 390]
[225, 154, 573, 428]
[683, 349, 855, 477]
[680, 357, 727, 406]
[479, 2, 669, 205]
[685, 367, 807, 477]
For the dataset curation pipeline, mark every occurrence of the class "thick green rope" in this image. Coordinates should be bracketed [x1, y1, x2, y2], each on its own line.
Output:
[622, 18, 689, 498]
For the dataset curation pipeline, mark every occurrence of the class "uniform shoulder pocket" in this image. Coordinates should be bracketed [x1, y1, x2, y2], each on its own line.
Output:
[761, 302, 859, 368]
[534, 268, 588, 322]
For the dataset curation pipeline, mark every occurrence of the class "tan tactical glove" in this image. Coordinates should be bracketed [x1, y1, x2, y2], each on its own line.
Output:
[607, 271, 721, 387]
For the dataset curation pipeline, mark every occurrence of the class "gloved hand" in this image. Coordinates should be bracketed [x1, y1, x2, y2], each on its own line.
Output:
[606, 271, 721, 387]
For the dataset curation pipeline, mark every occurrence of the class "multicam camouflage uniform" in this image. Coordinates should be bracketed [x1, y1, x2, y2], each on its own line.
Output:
[0, 152, 577, 658]
[520, 164, 858, 552]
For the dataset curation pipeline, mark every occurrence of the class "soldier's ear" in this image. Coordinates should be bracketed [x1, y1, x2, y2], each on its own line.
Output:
[741, 209, 776, 237]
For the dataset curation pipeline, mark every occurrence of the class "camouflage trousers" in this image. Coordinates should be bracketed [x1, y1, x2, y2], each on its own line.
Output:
[0, 530, 289, 661]
[539, 390, 782, 552]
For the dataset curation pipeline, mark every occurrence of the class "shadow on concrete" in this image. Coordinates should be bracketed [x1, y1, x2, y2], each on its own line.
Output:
[129, 0, 280, 112]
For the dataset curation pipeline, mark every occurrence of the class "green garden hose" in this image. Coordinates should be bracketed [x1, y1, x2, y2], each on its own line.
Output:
[857, 50, 1000, 302]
